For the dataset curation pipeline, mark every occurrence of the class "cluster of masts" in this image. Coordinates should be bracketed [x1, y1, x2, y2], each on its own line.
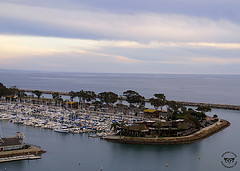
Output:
[0, 101, 147, 136]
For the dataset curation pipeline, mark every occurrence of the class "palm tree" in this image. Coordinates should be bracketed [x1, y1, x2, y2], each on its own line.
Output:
[156, 122, 162, 136]
[110, 122, 120, 133]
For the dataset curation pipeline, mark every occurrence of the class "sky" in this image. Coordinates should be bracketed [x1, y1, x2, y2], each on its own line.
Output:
[0, 0, 240, 74]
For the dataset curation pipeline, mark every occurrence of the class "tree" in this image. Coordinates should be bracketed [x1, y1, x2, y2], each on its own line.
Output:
[9, 86, 18, 96]
[149, 93, 166, 112]
[196, 106, 211, 112]
[167, 101, 183, 113]
[123, 90, 145, 108]
[0, 82, 11, 98]
[156, 122, 162, 136]
[16, 90, 26, 101]
[69, 91, 76, 101]
[85, 91, 96, 102]
[98, 92, 118, 106]
[52, 92, 60, 100]
[123, 90, 139, 105]
[33, 90, 42, 99]
[149, 98, 161, 110]
[8, 86, 26, 101]
[110, 122, 120, 133]
[76, 90, 84, 103]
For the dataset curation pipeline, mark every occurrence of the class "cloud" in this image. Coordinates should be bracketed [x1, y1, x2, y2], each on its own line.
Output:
[1, 35, 240, 67]
[190, 57, 240, 65]
[0, 1, 240, 74]
[1, 2, 240, 42]
[0, 35, 141, 66]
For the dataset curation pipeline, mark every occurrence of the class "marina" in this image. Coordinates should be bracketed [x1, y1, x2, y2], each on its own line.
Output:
[0, 107, 239, 171]
[0, 72, 239, 170]
[0, 100, 145, 137]
[0, 98, 231, 146]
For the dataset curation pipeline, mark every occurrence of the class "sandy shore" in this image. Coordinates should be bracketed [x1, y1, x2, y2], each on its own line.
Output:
[103, 119, 230, 145]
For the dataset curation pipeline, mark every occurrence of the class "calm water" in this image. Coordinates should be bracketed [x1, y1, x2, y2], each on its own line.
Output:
[0, 71, 240, 171]
[0, 71, 240, 105]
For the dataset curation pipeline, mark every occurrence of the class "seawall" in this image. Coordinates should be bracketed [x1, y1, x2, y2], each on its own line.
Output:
[176, 101, 240, 111]
[103, 119, 230, 145]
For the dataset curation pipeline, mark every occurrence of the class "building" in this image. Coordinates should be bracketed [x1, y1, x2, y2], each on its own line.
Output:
[144, 109, 169, 119]
[0, 132, 25, 151]
[121, 119, 194, 137]
[67, 101, 79, 108]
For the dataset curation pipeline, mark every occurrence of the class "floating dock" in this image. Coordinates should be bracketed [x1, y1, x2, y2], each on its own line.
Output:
[0, 155, 41, 163]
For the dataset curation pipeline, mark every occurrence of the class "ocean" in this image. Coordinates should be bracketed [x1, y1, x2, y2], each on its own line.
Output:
[0, 71, 240, 171]
[1, 71, 240, 105]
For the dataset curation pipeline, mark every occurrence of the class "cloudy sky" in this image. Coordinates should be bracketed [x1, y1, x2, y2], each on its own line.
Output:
[0, 0, 240, 74]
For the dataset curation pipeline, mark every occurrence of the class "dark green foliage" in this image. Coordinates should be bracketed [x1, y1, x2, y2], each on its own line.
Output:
[33, 90, 42, 99]
[52, 92, 60, 100]
[85, 91, 96, 102]
[149, 93, 166, 110]
[166, 101, 183, 116]
[76, 90, 96, 103]
[123, 90, 145, 108]
[69, 91, 77, 101]
[98, 92, 118, 105]
[0, 82, 12, 97]
[196, 106, 211, 112]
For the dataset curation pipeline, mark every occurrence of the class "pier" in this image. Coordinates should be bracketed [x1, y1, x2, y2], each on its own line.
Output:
[19, 89, 240, 111]
[0, 155, 41, 163]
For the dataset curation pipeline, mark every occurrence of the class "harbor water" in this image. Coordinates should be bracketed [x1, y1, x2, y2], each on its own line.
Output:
[0, 71, 240, 170]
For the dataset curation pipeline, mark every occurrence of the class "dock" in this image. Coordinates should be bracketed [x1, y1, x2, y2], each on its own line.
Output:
[0, 155, 41, 163]
[0, 145, 46, 163]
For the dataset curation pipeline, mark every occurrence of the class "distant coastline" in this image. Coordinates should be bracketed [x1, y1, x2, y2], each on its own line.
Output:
[103, 119, 230, 145]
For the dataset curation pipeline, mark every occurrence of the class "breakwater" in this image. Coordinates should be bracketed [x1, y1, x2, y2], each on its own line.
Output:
[103, 119, 230, 145]
[176, 101, 240, 110]
[20, 89, 69, 96]
[19, 89, 240, 111]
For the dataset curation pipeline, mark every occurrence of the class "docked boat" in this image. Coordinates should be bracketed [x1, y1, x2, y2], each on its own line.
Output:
[54, 126, 69, 133]
[0, 114, 16, 120]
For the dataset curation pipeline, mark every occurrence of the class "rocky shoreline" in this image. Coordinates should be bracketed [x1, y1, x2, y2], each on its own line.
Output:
[103, 119, 230, 145]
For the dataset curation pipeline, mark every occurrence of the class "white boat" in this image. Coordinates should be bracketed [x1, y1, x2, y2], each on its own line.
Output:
[0, 114, 16, 120]
[54, 126, 69, 133]
[69, 128, 81, 134]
